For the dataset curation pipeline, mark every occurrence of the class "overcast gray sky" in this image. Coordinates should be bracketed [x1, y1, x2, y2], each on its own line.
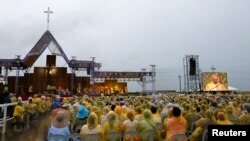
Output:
[1, 0, 250, 92]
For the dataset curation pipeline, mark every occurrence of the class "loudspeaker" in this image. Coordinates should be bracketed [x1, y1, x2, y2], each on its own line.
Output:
[0, 67, 2, 74]
[87, 67, 90, 75]
[189, 58, 196, 75]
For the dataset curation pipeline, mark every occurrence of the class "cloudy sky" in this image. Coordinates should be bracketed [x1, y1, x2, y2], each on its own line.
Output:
[1, 0, 250, 92]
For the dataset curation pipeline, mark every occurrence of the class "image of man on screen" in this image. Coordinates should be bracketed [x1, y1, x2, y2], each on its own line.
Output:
[205, 73, 227, 91]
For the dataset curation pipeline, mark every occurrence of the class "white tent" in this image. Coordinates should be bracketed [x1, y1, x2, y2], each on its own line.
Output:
[228, 86, 239, 91]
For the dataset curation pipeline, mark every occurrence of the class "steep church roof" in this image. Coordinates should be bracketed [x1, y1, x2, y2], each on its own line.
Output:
[23, 30, 69, 67]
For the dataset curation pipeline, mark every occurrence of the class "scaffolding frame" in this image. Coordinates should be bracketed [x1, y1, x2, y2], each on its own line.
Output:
[183, 55, 201, 93]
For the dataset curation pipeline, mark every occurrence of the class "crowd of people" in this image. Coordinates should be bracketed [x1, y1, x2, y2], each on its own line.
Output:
[2, 92, 250, 141]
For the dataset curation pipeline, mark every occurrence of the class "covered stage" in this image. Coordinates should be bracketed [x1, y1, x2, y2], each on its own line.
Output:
[0, 30, 155, 95]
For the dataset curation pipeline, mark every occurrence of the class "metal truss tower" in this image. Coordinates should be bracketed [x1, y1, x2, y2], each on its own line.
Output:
[141, 68, 146, 94]
[183, 55, 201, 93]
[150, 65, 156, 95]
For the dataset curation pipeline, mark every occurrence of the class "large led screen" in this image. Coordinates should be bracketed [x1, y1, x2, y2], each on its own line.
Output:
[201, 72, 228, 91]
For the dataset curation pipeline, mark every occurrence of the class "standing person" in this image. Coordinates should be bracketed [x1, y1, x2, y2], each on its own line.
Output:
[13, 101, 25, 129]
[0, 85, 10, 104]
[100, 92, 105, 99]
[165, 107, 187, 141]
[24, 97, 36, 121]
[51, 95, 62, 110]
[28, 85, 33, 96]
[0, 86, 12, 117]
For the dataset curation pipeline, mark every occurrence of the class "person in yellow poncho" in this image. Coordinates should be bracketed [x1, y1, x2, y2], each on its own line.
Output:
[123, 110, 139, 141]
[114, 106, 127, 123]
[33, 95, 45, 116]
[32, 94, 39, 113]
[10, 94, 17, 103]
[216, 111, 233, 125]
[24, 97, 37, 121]
[80, 112, 103, 141]
[189, 109, 217, 141]
[102, 111, 122, 141]
[45, 97, 52, 113]
[40, 95, 47, 114]
[139, 109, 158, 141]
[13, 101, 25, 127]
[239, 104, 250, 125]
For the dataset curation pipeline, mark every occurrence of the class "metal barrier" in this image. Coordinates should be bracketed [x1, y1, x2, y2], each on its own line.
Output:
[0, 101, 27, 134]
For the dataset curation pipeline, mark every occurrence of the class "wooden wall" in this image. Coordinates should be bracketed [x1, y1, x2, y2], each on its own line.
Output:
[7, 76, 24, 93]
[6, 67, 91, 94]
[33, 67, 68, 91]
